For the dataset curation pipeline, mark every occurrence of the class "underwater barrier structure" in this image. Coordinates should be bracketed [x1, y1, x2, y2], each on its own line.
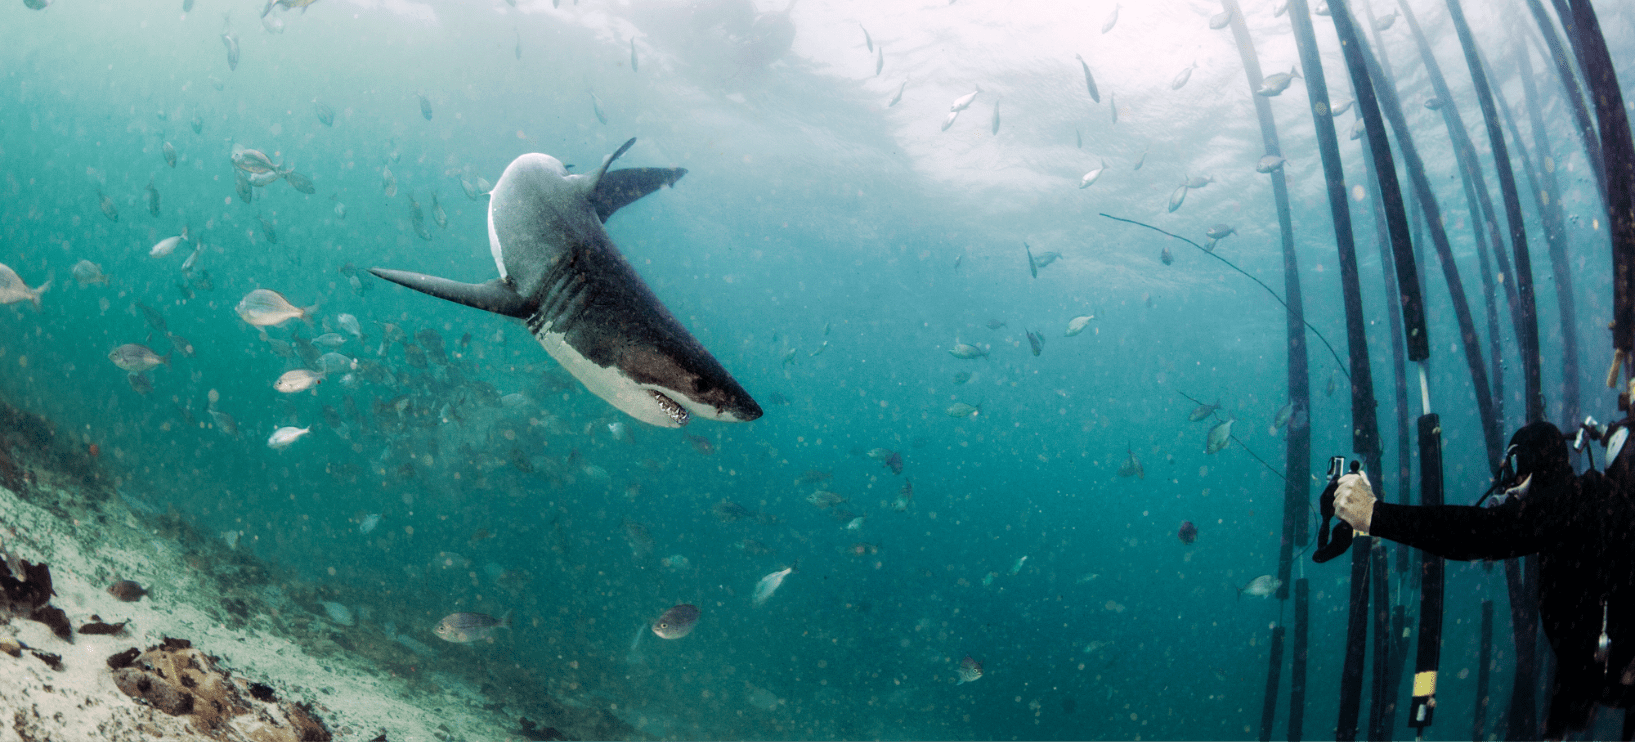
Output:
[1327, 1, 1452, 739]
[1445, 0, 1544, 426]
[1286, 1, 1382, 738]
[1475, 600, 1494, 741]
[1506, 42, 1582, 434]
[1219, 3, 1313, 739]
[1358, 0, 1414, 594]
[1396, 0, 1513, 432]
[1449, 2, 1551, 735]
[1524, 0, 1605, 205]
[1558, 0, 1635, 369]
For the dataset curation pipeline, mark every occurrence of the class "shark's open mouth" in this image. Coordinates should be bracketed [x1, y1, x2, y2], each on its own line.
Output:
[648, 390, 690, 426]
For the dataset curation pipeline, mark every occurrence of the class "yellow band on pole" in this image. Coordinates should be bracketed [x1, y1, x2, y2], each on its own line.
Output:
[1413, 671, 1437, 696]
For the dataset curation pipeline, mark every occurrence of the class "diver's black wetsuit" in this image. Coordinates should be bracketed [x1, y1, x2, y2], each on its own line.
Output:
[1372, 465, 1635, 737]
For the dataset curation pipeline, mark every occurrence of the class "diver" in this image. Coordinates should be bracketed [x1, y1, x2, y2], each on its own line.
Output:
[1331, 420, 1635, 739]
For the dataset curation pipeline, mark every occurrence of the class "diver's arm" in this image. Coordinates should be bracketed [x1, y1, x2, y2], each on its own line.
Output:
[1369, 497, 1545, 561]
[1334, 472, 1547, 561]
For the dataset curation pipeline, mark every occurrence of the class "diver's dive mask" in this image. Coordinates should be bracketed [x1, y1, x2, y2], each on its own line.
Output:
[1314, 456, 1360, 564]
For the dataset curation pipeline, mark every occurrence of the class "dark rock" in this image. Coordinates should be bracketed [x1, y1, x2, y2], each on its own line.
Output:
[106, 647, 140, 670]
[29, 649, 62, 670]
[248, 682, 277, 702]
[286, 701, 332, 741]
[161, 636, 192, 650]
[80, 618, 129, 636]
[1, 558, 55, 610]
[29, 604, 71, 641]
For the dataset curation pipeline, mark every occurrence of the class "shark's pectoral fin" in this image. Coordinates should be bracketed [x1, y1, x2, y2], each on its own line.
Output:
[368, 268, 533, 318]
[590, 167, 689, 223]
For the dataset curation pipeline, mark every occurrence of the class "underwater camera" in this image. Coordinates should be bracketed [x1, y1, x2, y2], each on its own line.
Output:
[1314, 455, 1363, 563]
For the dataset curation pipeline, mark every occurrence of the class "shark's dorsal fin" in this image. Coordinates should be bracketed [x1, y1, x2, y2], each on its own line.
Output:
[590, 167, 688, 223]
[367, 269, 533, 318]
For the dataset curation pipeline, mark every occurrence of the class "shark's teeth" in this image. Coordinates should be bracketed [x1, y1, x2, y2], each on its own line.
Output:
[649, 390, 689, 426]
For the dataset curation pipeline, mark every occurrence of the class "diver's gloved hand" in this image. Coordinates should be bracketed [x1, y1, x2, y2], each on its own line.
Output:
[1333, 473, 1375, 533]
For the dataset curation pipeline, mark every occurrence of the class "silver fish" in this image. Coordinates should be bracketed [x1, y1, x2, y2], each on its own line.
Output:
[630, 38, 638, 73]
[108, 344, 167, 372]
[162, 141, 177, 168]
[1238, 575, 1281, 599]
[888, 80, 907, 107]
[753, 566, 794, 606]
[146, 179, 160, 217]
[71, 260, 108, 286]
[990, 99, 1000, 135]
[222, 32, 240, 71]
[274, 369, 324, 393]
[266, 426, 309, 449]
[1118, 444, 1142, 478]
[417, 92, 433, 120]
[1167, 184, 1187, 212]
[1256, 154, 1287, 173]
[1080, 159, 1108, 188]
[432, 193, 447, 228]
[591, 92, 608, 125]
[1101, 4, 1118, 33]
[945, 401, 981, 418]
[97, 189, 118, 222]
[1209, 9, 1233, 29]
[1256, 66, 1301, 97]
[948, 343, 988, 359]
[286, 171, 316, 194]
[0, 264, 50, 309]
[314, 101, 334, 126]
[1273, 401, 1295, 429]
[875, 45, 883, 76]
[235, 288, 311, 327]
[381, 165, 397, 198]
[1171, 62, 1197, 90]
[434, 610, 509, 643]
[1205, 418, 1234, 454]
[1074, 54, 1099, 102]
[861, 24, 872, 52]
[652, 604, 700, 639]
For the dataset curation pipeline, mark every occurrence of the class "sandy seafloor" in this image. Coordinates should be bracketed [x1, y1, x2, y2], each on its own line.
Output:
[0, 399, 635, 742]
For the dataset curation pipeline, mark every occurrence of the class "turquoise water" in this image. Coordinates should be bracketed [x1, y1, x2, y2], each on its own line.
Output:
[0, 0, 1624, 738]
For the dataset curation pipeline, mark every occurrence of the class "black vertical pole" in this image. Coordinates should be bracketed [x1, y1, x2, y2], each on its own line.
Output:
[1288, 3, 1383, 736]
[1475, 600, 1494, 742]
[1359, 0, 1415, 593]
[1369, 544, 1393, 740]
[1446, 0, 1544, 425]
[1263, 626, 1288, 742]
[1411, 413, 1447, 730]
[1293, 578, 1310, 742]
[1328, 1, 1451, 736]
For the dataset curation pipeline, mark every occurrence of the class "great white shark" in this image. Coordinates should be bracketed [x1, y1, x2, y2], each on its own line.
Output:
[370, 138, 761, 428]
